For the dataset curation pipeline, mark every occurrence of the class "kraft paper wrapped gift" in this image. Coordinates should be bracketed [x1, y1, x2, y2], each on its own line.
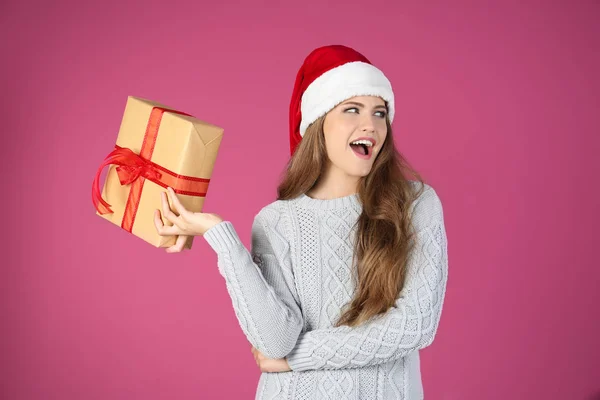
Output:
[92, 96, 224, 248]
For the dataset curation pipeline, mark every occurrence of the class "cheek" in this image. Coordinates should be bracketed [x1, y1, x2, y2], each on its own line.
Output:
[324, 135, 342, 157]
[379, 122, 388, 139]
[323, 133, 347, 163]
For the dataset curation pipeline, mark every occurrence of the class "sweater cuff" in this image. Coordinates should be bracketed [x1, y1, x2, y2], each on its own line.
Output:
[285, 334, 316, 371]
[203, 221, 243, 253]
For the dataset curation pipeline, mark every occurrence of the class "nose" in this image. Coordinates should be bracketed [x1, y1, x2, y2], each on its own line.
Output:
[359, 113, 376, 133]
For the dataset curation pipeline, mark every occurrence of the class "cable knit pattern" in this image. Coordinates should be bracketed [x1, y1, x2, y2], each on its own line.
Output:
[203, 181, 448, 400]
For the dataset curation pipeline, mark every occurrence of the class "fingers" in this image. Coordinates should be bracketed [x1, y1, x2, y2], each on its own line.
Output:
[251, 346, 260, 367]
[166, 234, 189, 253]
[166, 187, 190, 219]
[161, 191, 182, 226]
[154, 210, 189, 253]
[154, 189, 200, 250]
[154, 209, 182, 236]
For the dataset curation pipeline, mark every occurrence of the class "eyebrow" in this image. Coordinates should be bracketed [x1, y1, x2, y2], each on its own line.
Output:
[341, 101, 387, 110]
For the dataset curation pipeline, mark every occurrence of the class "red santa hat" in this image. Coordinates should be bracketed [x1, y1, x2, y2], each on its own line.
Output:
[288, 44, 395, 156]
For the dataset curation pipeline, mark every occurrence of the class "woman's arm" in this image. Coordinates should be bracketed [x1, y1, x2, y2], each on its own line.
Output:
[285, 188, 448, 371]
[203, 206, 304, 359]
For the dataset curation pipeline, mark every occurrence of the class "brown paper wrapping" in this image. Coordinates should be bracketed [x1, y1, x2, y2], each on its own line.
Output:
[96, 96, 224, 248]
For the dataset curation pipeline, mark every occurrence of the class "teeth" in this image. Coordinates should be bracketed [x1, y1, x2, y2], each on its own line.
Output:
[350, 140, 373, 146]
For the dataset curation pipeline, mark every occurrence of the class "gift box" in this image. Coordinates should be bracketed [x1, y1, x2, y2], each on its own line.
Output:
[92, 96, 224, 248]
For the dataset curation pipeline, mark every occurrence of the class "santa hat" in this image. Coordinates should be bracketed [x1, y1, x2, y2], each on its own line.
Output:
[289, 44, 395, 156]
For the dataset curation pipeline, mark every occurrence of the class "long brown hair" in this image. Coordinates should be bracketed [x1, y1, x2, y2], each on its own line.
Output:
[277, 113, 426, 327]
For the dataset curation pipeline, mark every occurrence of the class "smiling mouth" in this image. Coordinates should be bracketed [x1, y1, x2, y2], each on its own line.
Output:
[350, 143, 369, 156]
[349, 143, 374, 160]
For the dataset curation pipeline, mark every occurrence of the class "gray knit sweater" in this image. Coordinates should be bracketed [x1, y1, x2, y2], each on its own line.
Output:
[203, 181, 448, 400]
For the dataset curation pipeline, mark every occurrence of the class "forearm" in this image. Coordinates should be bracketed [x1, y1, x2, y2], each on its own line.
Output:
[204, 221, 303, 359]
[285, 290, 444, 371]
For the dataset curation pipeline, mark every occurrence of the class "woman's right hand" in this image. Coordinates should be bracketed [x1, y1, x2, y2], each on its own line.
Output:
[154, 186, 224, 253]
[251, 346, 292, 373]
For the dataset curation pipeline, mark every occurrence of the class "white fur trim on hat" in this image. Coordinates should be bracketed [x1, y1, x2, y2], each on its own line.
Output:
[299, 61, 395, 136]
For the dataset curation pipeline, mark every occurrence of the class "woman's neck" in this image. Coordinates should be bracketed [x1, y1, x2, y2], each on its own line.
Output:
[307, 162, 361, 200]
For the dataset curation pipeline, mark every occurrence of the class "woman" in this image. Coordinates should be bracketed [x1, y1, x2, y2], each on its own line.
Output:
[155, 45, 448, 399]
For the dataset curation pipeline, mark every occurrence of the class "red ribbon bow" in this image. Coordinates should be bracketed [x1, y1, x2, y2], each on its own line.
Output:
[92, 146, 164, 215]
[115, 151, 162, 186]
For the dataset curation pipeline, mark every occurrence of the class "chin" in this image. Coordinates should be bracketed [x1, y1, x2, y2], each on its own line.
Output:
[349, 167, 373, 177]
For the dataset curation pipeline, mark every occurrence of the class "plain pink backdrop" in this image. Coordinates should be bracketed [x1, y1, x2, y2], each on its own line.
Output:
[2, 0, 599, 399]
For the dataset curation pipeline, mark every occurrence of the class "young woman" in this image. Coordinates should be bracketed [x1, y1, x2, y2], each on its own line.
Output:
[155, 45, 449, 400]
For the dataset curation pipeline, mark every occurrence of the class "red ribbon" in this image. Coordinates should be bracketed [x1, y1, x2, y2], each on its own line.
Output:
[92, 106, 210, 232]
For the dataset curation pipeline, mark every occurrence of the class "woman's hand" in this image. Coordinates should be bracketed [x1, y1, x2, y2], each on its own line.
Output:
[154, 186, 223, 253]
[251, 346, 292, 373]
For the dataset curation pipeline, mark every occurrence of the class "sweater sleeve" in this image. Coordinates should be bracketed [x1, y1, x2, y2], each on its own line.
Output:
[285, 188, 448, 371]
[202, 207, 304, 359]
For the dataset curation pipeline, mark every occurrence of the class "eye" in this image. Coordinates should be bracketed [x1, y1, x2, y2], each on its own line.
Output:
[344, 107, 386, 118]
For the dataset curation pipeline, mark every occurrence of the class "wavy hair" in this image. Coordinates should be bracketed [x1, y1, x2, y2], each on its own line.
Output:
[277, 113, 426, 327]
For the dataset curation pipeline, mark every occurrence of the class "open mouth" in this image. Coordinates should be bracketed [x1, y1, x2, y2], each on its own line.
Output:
[349, 139, 374, 159]
[350, 143, 369, 156]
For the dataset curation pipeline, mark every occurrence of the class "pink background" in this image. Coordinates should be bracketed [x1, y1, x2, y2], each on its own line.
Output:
[2, 1, 599, 399]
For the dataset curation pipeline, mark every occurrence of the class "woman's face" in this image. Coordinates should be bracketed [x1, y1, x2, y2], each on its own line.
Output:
[322, 95, 388, 179]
